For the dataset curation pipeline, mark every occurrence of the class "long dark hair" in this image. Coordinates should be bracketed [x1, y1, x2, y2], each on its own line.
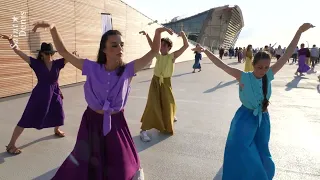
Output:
[253, 51, 271, 112]
[97, 30, 125, 76]
[36, 51, 44, 61]
[36, 51, 54, 62]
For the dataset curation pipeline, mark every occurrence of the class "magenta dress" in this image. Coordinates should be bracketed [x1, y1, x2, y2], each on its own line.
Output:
[52, 60, 140, 180]
[17, 57, 65, 129]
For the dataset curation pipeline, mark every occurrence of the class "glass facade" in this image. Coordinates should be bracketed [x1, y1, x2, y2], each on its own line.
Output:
[163, 11, 210, 42]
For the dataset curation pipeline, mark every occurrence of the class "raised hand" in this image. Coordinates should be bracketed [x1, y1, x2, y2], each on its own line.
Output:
[156, 27, 174, 35]
[139, 31, 147, 35]
[178, 31, 186, 37]
[0, 34, 12, 41]
[192, 45, 205, 52]
[32, 21, 52, 32]
[298, 23, 315, 33]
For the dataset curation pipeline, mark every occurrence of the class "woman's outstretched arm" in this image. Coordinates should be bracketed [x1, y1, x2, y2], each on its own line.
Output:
[32, 21, 85, 70]
[193, 46, 242, 80]
[0, 34, 30, 64]
[271, 23, 314, 75]
[133, 27, 173, 73]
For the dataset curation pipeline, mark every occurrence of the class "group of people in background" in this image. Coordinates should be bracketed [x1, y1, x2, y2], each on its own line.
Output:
[220, 42, 320, 76]
[0, 21, 315, 180]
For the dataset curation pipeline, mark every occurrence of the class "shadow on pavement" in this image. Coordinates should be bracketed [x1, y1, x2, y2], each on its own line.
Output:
[19, 134, 61, 150]
[138, 72, 194, 83]
[0, 135, 59, 164]
[172, 72, 194, 78]
[285, 76, 308, 91]
[306, 69, 317, 74]
[133, 130, 170, 153]
[0, 151, 13, 164]
[227, 62, 239, 66]
[213, 166, 223, 180]
[204, 80, 238, 93]
[33, 167, 58, 180]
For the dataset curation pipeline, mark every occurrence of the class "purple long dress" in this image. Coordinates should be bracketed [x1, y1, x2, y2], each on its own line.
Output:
[17, 57, 65, 129]
[52, 60, 140, 180]
[297, 48, 310, 73]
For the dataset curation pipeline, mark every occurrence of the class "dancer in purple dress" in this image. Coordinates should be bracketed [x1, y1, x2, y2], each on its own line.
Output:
[0, 34, 66, 155]
[295, 43, 311, 76]
[32, 21, 173, 179]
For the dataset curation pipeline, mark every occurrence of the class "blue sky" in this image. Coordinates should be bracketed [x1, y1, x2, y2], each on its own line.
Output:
[122, 0, 320, 48]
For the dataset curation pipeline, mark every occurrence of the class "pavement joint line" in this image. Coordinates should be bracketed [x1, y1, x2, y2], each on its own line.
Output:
[128, 95, 235, 106]
[277, 167, 320, 177]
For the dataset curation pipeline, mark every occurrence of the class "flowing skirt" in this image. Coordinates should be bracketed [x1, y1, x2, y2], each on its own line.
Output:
[222, 105, 275, 180]
[192, 58, 201, 69]
[140, 75, 176, 134]
[52, 107, 140, 180]
[244, 57, 254, 72]
[297, 55, 310, 73]
[17, 83, 64, 129]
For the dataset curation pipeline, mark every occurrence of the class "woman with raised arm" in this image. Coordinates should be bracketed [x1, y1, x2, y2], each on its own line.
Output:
[0, 34, 66, 155]
[32, 21, 172, 180]
[192, 23, 313, 180]
[295, 43, 311, 76]
[192, 44, 202, 73]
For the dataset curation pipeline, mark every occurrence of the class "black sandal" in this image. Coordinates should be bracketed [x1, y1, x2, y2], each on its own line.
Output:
[6, 146, 21, 155]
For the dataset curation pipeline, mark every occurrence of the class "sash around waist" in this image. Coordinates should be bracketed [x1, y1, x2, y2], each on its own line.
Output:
[153, 74, 172, 79]
[93, 108, 123, 115]
[37, 81, 59, 85]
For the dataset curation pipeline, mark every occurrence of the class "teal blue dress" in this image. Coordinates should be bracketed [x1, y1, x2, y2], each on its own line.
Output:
[222, 69, 275, 180]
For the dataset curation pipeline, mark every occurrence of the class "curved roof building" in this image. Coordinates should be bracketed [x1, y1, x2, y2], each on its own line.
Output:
[0, 0, 198, 98]
[163, 5, 244, 50]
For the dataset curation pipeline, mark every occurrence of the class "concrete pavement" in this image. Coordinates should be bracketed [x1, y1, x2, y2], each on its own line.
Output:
[0, 57, 320, 180]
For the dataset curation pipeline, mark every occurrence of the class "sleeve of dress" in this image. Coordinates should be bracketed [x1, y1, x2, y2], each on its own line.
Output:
[125, 60, 136, 78]
[240, 71, 249, 84]
[170, 53, 175, 60]
[82, 59, 94, 76]
[239, 72, 249, 92]
[28, 56, 38, 70]
[266, 68, 274, 81]
[55, 58, 66, 69]
[155, 53, 161, 60]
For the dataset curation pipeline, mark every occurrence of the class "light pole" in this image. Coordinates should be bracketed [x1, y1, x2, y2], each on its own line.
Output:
[148, 20, 158, 25]
[202, 36, 207, 47]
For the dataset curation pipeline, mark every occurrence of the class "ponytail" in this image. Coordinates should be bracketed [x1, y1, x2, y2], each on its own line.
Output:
[261, 74, 269, 112]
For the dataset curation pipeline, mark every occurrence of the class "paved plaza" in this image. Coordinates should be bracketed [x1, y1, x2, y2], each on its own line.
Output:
[0, 57, 320, 180]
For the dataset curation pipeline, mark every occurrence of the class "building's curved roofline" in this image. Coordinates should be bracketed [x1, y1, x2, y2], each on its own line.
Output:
[163, 5, 244, 27]
[163, 9, 212, 25]
[234, 5, 244, 27]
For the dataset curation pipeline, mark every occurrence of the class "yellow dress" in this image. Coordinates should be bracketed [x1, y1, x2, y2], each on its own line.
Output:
[140, 53, 176, 134]
[244, 50, 254, 72]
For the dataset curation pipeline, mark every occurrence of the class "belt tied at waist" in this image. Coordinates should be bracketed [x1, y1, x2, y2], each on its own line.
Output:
[154, 74, 170, 86]
[102, 100, 122, 136]
[242, 104, 262, 127]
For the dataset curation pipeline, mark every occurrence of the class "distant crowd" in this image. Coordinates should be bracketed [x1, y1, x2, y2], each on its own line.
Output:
[219, 44, 320, 68]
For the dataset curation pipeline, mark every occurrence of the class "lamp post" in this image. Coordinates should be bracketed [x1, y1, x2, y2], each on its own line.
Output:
[202, 36, 207, 47]
[148, 20, 158, 25]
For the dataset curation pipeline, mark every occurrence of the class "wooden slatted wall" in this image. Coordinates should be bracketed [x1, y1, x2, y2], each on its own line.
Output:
[28, 0, 76, 87]
[0, 0, 32, 97]
[0, 0, 196, 98]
